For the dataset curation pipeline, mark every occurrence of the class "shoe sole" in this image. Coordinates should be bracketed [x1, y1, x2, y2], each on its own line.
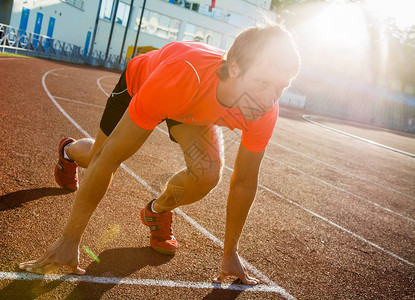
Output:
[150, 239, 177, 256]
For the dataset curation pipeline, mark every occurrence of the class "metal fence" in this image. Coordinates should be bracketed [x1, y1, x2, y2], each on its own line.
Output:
[0, 23, 127, 70]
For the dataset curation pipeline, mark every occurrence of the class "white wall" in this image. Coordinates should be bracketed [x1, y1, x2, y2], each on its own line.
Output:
[9, 0, 276, 59]
[10, 0, 97, 48]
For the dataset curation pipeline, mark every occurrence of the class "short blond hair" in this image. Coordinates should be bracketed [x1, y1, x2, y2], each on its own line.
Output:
[218, 24, 300, 80]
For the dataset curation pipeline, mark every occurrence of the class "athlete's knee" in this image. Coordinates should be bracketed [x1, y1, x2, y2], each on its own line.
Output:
[189, 163, 222, 193]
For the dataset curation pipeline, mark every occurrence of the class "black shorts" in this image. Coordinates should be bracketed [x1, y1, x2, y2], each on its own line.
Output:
[99, 70, 181, 143]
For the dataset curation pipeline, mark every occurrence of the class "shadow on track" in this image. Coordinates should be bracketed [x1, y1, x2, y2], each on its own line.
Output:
[0, 247, 173, 299]
[0, 187, 72, 211]
[66, 247, 173, 299]
[0, 266, 63, 300]
[0, 187, 71, 211]
[203, 279, 244, 300]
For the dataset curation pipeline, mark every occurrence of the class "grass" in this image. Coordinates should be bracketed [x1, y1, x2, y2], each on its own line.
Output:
[0, 52, 30, 58]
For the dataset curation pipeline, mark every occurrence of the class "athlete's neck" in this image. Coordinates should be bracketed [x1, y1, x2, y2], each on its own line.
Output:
[216, 79, 234, 108]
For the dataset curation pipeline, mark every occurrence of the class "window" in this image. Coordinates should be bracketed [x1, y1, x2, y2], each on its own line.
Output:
[100, 0, 114, 21]
[137, 10, 181, 41]
[99, 0, 131, 27]
[115, 2, 131, 26]
[184, 1, 200, 12]
[60, 0, 84, 10]
[183, 23, 222, 48]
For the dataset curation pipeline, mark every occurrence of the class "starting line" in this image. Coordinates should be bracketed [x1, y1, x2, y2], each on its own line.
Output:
[0, 272, 287, 293]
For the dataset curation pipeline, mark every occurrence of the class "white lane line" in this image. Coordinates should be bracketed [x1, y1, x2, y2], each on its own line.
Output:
[0, 272, 290, 294]
[221, 166, 414, 267]
[54, 96, 106, 109]
[223, 137, 414, 223]
[268, 140, 414, 200]
[42, 69, 90, 138]
[39, 68, 294, 299]
[302, 115, 415, 158]
[260, 183, 415, 267]
[265, 154, 415, 223]
[303, 114, 414, 137]
[97, 75, 117, 97]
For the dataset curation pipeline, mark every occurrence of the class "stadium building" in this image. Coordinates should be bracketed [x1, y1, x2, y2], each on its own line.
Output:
[1, 0, 276, 60]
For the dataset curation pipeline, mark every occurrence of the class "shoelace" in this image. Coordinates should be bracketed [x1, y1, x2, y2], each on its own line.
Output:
[154, 211, 174, 240]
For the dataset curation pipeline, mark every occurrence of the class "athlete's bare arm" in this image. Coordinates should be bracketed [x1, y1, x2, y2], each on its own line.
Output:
[214, 143, 264, 285]
[19, 112, 152, 274]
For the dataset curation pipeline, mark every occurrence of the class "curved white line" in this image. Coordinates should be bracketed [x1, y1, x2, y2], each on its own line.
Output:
[302, 115, 415, 158]
[42, 69, 91, 138]
[54, 96, 105, 109]
[42, 68, 293, 298]
[97, 75, 118, 97]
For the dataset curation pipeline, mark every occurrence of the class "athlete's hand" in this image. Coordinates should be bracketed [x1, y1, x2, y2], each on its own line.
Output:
[213, 250, 259, 285]
[19, 237, 85, 275]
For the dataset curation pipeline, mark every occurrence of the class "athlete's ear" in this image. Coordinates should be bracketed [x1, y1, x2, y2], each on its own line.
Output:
[228, 61, 241, 78]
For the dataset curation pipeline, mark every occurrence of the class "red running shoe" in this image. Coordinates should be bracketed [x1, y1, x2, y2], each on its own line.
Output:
[140, 199, 178, 255]
[54, 137, 78, 191]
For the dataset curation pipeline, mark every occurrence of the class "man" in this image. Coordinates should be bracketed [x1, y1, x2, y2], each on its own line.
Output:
[19, 24, 300, 284]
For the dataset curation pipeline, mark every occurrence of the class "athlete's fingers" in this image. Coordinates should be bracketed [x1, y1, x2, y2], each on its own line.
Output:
[21, 264, 47, 274]
[239, 272, 259, 285]
[72, 266, 86, 275]
[212, 272, 228, 283]
[19, 260, 37, 269]
[62, 264, 85, 275]
[19, 260, 48, 273]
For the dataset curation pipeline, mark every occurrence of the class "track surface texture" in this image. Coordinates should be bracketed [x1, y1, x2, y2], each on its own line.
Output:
[0, 57, 414, 299]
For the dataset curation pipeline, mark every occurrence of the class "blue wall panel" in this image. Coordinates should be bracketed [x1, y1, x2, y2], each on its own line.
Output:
[33, 12, 43, 48]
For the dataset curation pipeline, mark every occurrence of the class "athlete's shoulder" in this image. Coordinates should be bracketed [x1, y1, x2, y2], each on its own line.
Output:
[160, 41, 225, 58]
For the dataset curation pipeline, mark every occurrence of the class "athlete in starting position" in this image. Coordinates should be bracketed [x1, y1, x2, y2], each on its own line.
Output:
[20, 24, 300, 284]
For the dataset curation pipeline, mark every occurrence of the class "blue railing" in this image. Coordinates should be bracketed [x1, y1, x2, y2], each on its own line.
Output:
[0, 23, 127, 69]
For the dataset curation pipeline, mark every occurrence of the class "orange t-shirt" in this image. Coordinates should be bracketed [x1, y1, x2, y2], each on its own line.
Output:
[127, 41, 278, 152]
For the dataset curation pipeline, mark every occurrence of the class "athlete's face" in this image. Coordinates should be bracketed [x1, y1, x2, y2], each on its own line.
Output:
[229, 43, 294, 122]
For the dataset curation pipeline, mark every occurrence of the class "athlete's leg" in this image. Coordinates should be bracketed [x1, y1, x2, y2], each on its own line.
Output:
[65, 129, 107, 168]
[55, 69, 130, 190]
[153, 123, 224, 212]
[141, 123, 223, 255]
